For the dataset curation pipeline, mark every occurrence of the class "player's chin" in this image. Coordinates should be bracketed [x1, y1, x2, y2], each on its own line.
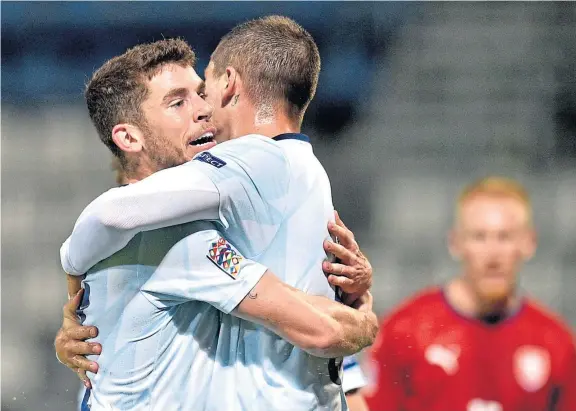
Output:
[477, 279, 513, 302]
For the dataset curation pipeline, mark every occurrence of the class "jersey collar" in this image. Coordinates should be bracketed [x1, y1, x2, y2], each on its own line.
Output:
[118, 133, 310, 188]
[273, 133, 310, 143]
[440, 286, 526, 327]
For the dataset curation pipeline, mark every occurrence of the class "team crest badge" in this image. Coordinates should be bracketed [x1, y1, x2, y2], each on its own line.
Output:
[207, 237, 243, 279]
[467, 399, 503, 411]
[425, 344, 460, 375]
[514, 345, 551, 392]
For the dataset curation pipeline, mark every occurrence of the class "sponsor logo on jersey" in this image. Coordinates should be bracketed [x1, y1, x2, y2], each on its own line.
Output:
[207, 237, 243, 279]
[425, 344, 460, 375]
[514, 345, 550, 392]
[195, 152, 227, 168]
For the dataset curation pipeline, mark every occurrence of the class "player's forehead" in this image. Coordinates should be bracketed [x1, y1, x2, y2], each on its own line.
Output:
[146, 63, 203, 99]
[458, 195, 529, 230]
[204, 61, 215, 78]
[203, 62, 218, 88]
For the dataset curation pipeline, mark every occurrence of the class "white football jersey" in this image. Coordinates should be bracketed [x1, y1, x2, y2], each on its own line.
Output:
[77, 223, 267, 411]
[62, 133, 359, 410]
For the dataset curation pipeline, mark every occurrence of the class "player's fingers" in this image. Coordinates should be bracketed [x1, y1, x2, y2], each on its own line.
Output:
[334, 210, 348, 230]
[323, 240, 358, 266]
[327, 275, 355, 289]
[323, 262, 355, 279]
[62, 289, 83, 321]
[64, 324, 98, 341]
[76, 368, 93, 389]
[327, 222, 359, 254]
[70, 355, 99, 374]
[65, 340, 102, 356]
[323, 260, 343, 276]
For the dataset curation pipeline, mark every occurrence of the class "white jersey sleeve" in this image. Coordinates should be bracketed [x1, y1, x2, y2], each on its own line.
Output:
[60, 135, 289, 275]
[342, 355, 368, 394]
[141, 227, 267, 314]
[61, 163, 221, 275]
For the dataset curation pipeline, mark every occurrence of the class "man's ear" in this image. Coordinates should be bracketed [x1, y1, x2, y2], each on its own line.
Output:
[221, 66, 239, 107]
[111, 123, 144, 153]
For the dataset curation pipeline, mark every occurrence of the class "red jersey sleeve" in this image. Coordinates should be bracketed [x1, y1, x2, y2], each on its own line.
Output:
[555, 337, 576, 411]
[364, 316, 409, 411]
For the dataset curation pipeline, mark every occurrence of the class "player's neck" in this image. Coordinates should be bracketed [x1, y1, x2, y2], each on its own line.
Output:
[120, 175, 143, 185]
[446, 277, 519, 321]
[117, 153, 158, 184]
[228, 103, 301, 140]
[117, 166, 152, 185]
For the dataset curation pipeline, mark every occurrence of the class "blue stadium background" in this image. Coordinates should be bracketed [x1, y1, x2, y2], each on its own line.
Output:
[2, 2, 575, 410]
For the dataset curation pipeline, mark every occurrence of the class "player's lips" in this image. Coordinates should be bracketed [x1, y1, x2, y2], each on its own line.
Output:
[188, 128, 217, 147]
[482, 267, 508, 280]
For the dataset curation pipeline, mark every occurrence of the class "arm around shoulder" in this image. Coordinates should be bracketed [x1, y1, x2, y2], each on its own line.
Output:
[61, 164, 221, 274]
[84, 164, 221, 232]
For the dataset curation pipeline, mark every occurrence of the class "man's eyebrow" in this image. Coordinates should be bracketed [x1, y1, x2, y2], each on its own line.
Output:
[162, 87, 189, 103]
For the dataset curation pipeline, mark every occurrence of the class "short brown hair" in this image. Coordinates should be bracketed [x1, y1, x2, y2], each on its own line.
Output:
[211, 16, 320, 123]
[85, 39, 196, 163]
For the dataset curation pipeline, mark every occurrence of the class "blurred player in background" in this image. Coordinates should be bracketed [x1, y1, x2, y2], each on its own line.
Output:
[363, 176, 576, 411]
[56, 17, 373, 411]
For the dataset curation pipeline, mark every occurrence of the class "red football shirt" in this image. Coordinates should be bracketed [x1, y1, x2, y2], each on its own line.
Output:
[364, 288, 576, 411]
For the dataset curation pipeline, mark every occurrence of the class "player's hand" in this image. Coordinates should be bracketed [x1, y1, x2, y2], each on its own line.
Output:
[350, 290, 373, 313]
[54, 289, 101, 389]
[323, 211, 373, 296]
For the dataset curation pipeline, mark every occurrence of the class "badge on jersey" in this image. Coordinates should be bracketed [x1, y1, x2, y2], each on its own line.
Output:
[425, 344, 460, 375]
[195, 152, 227, 168]
[207, 237, 243, 279]
[513, 345, 551, 392]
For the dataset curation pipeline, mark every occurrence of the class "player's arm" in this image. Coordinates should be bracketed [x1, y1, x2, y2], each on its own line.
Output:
[362, 317, 406, 411]
[54, 220, 372, 384]
[140, 228, 377, 358]
[66, 273, 82, 299]
[55, 218, 373, 381]
[555, 337, 576, 411]
[232, 272, 378, 358]
[61, 138, 288, 276]
[61, 163, 222, 275]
